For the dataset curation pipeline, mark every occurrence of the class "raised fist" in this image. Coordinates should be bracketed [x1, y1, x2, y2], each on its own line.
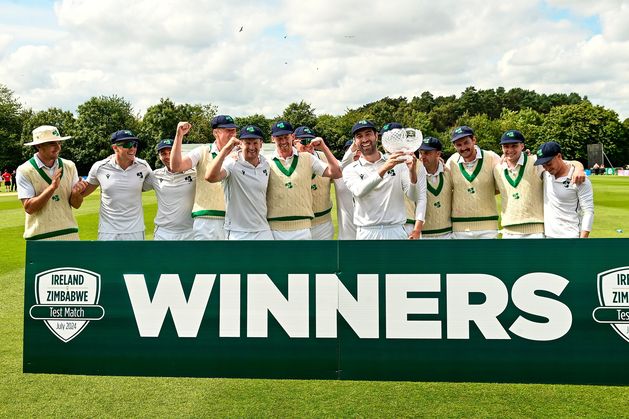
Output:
[177, 122, 191, 136]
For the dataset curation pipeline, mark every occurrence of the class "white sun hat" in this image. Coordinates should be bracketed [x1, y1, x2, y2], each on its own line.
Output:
[24, 125, 72, 146]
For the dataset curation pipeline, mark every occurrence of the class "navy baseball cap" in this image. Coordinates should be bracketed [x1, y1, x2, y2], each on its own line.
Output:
[534, 141, 562, 166]
[211, 115, 237, 129]
[351, 120, 377, 136]
[500, 130, 525, 145]
[419, 136, 443, 151]
[240, 125, 264, 140]
[271, 121, 294, 136]
[294, 126, 316, 139]
[110, 129, 138, 144]
[380, 122, 403, 134]
[451, 126, 474, 143]
[343, 140, 353, 151]
[156, 138, 174, 151]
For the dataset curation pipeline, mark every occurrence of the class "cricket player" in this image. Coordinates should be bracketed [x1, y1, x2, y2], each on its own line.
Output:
[293, 125, 334, 240]
[83, 129, 153, 240]
[266, 121, 341, 240]
[149, 138, 196, 240]
[445, 126, 501, 239]
[170, 116, 237, 240]
[380, 122, 427, 239]
[16, 125, 87, 241]
[205, 125, 273, 240]
[410, 136, 453, 239]
[534, 141, 594, 238]
[494, 129, 586, 238]
[343, 120, 419, 240]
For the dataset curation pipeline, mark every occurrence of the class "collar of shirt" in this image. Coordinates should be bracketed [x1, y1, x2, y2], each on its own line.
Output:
[500, 152, 525, 172]
[108, 155, 138, 170]
[456, 145, 483, 165]
[32, 153, 59, 170]
[426, 161, 444, 179]
[238, 151, 268, 167]
[210, 142, 221, 154]
[552, 165, 575, 183]
[271, 147, 299, 161]
[358, 152, 385, 166]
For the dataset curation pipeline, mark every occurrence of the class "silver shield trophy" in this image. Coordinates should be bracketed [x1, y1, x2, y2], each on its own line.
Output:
[381, 128, 423, 161]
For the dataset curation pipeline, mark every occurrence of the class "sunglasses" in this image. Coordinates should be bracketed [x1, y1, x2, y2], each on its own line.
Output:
[296, 139, 312, 145]
[116, 140, 138, 149]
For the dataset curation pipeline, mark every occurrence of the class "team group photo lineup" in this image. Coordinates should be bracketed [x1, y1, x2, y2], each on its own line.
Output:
[16, 114, 594, 242]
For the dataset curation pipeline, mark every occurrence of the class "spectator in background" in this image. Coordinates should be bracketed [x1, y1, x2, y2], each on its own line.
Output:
[2, 169, 11, 192]
[11, 169, 16, 192]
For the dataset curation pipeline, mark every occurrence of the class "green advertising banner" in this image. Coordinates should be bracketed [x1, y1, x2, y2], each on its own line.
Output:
[23, 239, 629, 384]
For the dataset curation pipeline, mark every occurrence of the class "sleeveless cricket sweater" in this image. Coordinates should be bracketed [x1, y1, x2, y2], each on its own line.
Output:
[494, 154, 544, 235]
[449, 150, 499, 232]
[18, 158, 79, 240]
[423, 171, 453, 236]
[311, 151, 332, 227]
[404, 162, 424, 225]
[404, 195, 416, 225]
[267, 153, 315, 231]
[192, 147, 225, 219]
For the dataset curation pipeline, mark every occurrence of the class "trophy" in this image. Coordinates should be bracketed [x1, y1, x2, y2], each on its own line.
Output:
[381, 128, 423, 161]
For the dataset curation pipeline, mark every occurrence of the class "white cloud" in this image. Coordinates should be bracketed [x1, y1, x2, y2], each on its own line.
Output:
[0, 0, 628, 120]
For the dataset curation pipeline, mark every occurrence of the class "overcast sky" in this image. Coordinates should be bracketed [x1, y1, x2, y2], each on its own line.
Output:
[1, 0, 628, 119]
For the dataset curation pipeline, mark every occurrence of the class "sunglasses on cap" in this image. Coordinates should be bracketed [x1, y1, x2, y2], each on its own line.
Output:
[115, 140, 138, 149]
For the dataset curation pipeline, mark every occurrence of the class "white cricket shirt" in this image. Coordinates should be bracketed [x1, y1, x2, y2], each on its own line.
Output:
[343, 153, 417, 227]
[150, 167, 196, 233]
[222, 152, 271, 232]
[542, 166, 594, 238]
[87, 156, 152, 234]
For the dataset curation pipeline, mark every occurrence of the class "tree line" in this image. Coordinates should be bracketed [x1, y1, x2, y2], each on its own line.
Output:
[2, 83, 628, 174]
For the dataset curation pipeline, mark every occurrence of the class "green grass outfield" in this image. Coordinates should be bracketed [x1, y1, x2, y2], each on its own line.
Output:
[1, 176, 628, 417]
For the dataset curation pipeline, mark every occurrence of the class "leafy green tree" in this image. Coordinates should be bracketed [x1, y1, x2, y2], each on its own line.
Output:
[235, 114, 271, 141]
[429, 101, 461, 133]
[73, 95, 139, 172]
[0, 84, 25, 170]
[178, 103, 217, 144]
[538, 101, 626, 164]
[139, 99, 216, 166]
[140, 98, 178, 140]
[351, 97, 409, 129]
[281, 101, 317, 129]
[314, 114, 351, 157]
[409, 91, 436, 114]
